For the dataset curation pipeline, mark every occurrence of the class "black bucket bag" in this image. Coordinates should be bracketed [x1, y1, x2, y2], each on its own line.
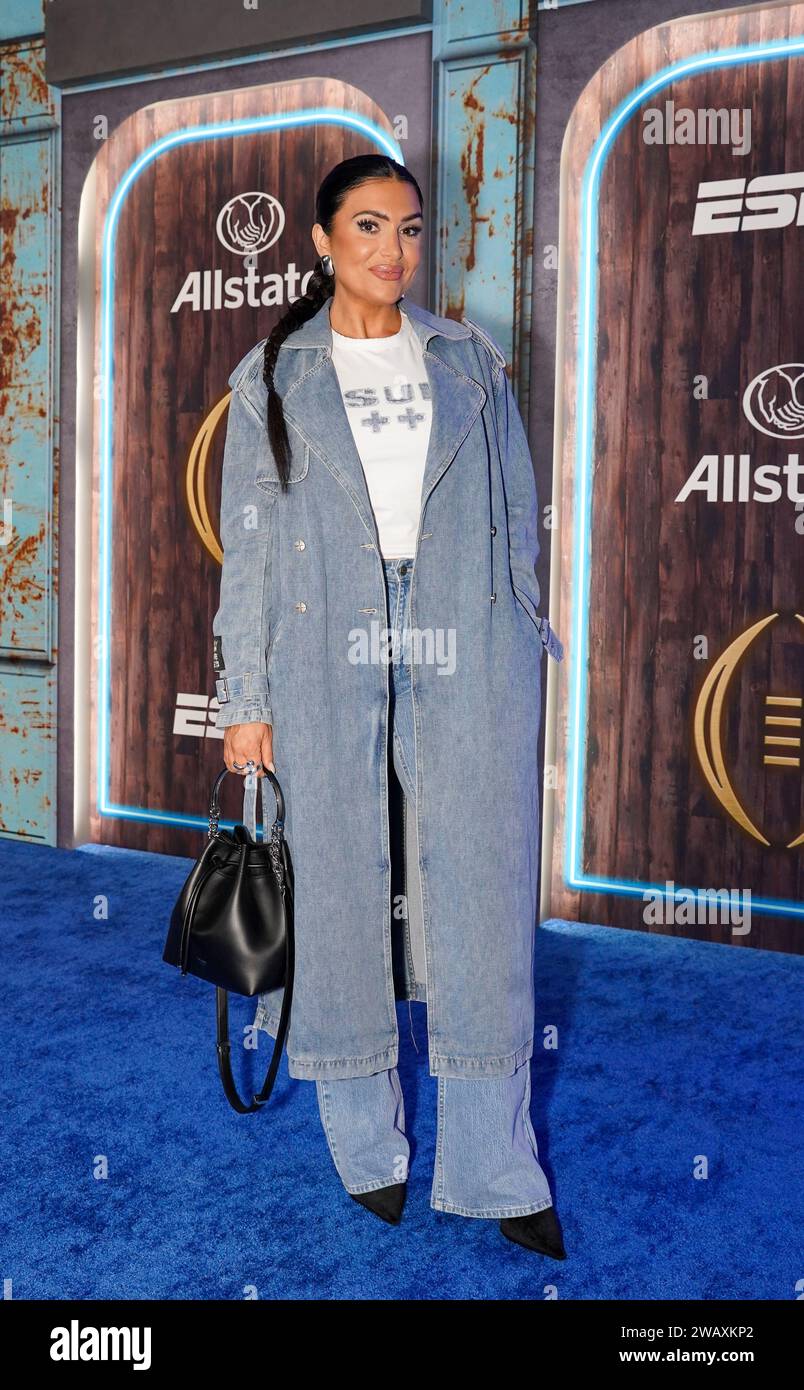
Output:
[163, 766, 294, 1113]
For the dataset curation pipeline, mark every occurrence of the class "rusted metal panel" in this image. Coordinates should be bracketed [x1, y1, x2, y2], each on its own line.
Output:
[433, 1, 537, 408]
[0, 665, 55, 839]
[0, 34, 55, 132]
[0, 51, 59, 660]
[0, 35, 60, 843]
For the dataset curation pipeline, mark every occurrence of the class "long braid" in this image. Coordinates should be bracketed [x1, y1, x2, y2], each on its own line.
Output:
[263, 259, 334, 492]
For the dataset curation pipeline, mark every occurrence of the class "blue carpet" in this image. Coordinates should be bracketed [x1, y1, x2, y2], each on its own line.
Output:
[0, 836, 800, 1300]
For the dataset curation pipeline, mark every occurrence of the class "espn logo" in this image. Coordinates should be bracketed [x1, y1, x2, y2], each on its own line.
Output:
[173, 694, 223, 737]
[692, 172, 804, 235]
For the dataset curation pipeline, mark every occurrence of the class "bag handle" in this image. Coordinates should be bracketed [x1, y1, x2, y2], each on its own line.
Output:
[207, 765, 285, 841]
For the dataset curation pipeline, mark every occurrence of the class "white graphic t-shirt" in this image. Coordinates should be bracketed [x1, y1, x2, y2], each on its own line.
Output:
[329, 308, 432, 559]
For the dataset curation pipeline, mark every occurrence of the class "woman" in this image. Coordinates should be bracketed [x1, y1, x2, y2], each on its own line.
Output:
[213, 154, 566, 1258]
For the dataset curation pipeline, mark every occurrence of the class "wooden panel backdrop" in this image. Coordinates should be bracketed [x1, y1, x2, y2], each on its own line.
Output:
[89, 79, 401, 855]
[547, 1, 803, 950]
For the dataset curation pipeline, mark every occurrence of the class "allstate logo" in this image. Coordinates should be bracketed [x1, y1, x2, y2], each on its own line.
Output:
[742, 363, 804, 439]
[215, 192, 285, 258]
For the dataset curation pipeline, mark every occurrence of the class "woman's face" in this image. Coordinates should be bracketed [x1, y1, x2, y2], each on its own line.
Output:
[313, 177, 423, 307]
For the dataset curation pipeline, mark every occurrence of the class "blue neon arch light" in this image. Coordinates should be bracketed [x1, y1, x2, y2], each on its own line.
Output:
[568, 36, 804, 920]
[97, 110, 403, 833]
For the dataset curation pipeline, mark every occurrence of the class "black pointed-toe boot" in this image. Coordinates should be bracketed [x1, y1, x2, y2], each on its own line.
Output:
[349, 1181, 407, 1225]
[499, 1204, 567, 1259]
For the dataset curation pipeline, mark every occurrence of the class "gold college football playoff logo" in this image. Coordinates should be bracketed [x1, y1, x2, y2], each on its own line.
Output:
[693, 614, 804, 848]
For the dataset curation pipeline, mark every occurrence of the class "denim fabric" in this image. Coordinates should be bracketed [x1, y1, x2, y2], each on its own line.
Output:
[314, 557, 554, 1218]
[214, 296, 565, 1080]
[316, 1062, 554, 1218]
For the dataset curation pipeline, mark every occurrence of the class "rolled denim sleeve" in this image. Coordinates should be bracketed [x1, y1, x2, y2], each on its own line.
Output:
[212, 380, 276, 730]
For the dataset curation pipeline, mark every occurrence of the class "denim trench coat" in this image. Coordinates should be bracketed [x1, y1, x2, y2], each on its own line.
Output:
[212, 295, 564, 1082]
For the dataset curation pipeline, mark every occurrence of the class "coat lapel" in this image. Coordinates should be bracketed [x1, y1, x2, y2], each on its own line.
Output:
[278, 297, 486, 545]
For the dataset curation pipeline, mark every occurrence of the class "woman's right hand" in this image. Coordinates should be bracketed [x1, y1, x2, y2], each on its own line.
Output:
[223, 721, 274, 777]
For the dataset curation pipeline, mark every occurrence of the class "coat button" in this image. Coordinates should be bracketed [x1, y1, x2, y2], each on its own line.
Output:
[296, 601, 307, 612]
[490, 592, 496, 603]
[294, 539, 306, 550]
[490, 525, 496, 536]
[399, 564, 408, 575]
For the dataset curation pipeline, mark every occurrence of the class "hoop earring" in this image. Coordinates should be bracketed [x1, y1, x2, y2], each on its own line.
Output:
[321, 254, 334, 277]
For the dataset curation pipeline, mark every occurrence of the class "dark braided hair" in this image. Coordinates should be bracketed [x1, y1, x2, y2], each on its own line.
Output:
[263, 153, 423, 491]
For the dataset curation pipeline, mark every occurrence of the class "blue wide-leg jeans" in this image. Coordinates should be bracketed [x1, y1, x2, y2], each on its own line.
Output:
[314, 556, 554, 1219]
